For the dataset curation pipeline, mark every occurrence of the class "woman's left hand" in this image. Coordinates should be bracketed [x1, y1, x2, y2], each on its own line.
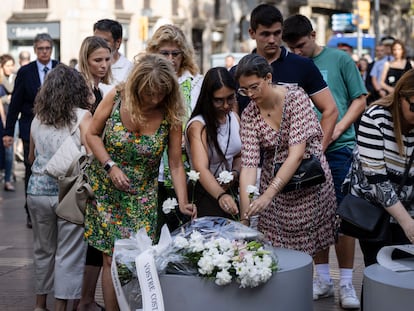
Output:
[402, 218, 414, 244]
[180, 203, 197, 219]
[108, 166, 132, 193]
[246, 194, 272, 218]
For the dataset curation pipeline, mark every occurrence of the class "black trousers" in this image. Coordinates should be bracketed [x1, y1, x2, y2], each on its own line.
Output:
[359, 223, 411, 267]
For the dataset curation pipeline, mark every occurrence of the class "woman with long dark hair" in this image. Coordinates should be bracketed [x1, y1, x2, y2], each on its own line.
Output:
[185, 67, 241, 217]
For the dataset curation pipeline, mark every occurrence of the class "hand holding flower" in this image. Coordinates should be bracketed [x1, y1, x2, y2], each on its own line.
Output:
[217, 170, 239, 218]
[163, 197, 186, 227]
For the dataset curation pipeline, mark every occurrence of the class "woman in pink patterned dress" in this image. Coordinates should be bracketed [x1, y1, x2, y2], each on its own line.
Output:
[236, 54, 337, 257]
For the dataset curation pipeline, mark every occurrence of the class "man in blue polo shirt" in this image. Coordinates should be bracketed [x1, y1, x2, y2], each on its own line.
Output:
[231, 3, 337, 151]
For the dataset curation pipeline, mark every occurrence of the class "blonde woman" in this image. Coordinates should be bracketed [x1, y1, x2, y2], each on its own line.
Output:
[146, 24, 203, 234]
[84, 53, 196, 310]
[78, 36, 112, 114]
[77, 35, 112, 311]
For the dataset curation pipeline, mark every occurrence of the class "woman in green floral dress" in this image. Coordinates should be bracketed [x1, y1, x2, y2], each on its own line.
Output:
[84, 53, 196, 310]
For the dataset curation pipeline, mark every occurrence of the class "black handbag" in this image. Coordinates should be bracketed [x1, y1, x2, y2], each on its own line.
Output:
[273, 154, 326, 193]
[337, 194, 390, 241]
[272, 101, 326, 193]
[337, 149, 414, 241]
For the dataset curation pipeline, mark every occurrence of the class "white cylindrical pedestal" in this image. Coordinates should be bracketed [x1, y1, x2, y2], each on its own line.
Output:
[363, 261, 414, 311]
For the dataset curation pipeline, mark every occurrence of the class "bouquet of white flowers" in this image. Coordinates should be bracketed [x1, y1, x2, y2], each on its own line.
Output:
[161, 217, 278, 288]
[170, 230, 277, 287]
[112, 217, 278, 311]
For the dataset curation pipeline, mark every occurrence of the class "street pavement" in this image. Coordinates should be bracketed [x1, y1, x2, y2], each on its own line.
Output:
[0, 162, 364, 310]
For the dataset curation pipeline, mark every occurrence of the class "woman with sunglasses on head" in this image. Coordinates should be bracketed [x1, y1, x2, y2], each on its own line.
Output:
[146, 24, 203, 233]
[235, 54, 337, 258]
[346, 69, 414, 267]
[185, 67, 241, 218]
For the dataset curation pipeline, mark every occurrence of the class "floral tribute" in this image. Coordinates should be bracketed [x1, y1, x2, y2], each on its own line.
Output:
[112, 217, 279, 310]
[172, 230, 278, 288]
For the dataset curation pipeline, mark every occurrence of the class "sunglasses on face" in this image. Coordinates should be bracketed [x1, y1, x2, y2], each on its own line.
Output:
[406, 97, 414, 112]
[159, 50, 182, 58]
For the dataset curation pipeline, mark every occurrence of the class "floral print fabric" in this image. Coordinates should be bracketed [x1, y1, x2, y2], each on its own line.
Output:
[84, 94, 169, 255]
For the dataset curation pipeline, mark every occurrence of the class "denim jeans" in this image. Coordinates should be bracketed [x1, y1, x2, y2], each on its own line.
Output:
[325, 146, 353, 206]
[4, 145, 13, 182]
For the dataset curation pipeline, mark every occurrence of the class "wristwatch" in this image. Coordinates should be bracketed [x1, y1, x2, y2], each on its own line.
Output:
[104, 160, 116, 172]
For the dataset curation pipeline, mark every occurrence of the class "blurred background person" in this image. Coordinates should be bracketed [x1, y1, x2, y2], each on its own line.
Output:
[225, 54, 235, 70]
[18, 50, 31, 68]
[185, 67, 241, 218]
[69, 58, 78, 68]
[358, 57, 370, 82]
[0, 54, 16, 191]
[379, 39, 413, 97]
[337, 42, 353, 56]
[14, 51, 30, 164]
[28, 64, 92, 311]
[369, 43, 387, 104]
[146, 24, 203, 235]
[3, 33, 58, 229]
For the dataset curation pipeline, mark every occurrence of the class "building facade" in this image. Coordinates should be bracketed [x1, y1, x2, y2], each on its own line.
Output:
[0, 0, 412, 73]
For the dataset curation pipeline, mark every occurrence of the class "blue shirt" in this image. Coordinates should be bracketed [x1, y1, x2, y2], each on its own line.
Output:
[231, 46, 328, 114]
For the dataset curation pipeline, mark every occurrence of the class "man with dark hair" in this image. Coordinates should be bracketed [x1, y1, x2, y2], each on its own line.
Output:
[337, 42, 353, 56]
[93, 19, 132, 85]
[283, 14, 367, 309]
[231, 3, 337, 151]
[3, 33, 58, 228]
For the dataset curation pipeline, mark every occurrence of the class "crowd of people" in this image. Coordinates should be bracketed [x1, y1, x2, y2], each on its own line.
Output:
[1, 3, 413, 311]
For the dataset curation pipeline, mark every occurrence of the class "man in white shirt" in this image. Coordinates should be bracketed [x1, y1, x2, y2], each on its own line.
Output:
[93, 19, 133, 86]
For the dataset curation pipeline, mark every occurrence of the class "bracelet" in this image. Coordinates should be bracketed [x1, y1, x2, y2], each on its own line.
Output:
[269, 176, 285, 194]
[216, 192, 227, 201]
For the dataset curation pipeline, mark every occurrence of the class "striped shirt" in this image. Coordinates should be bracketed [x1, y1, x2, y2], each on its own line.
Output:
[350, 105, 414, 217]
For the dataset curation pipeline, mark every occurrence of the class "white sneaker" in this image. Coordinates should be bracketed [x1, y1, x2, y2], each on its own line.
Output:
[339, 283, 360, 309]
[313, 277, 334, 300]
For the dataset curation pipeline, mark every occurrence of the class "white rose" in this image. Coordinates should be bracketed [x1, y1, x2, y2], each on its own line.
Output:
[217, 170, 234, 184]
[187, 170, 200, 182]
[162, 197, 178, 214]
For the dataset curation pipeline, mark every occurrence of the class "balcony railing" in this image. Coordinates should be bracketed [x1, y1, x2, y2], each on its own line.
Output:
[24, 0, 48, 9]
